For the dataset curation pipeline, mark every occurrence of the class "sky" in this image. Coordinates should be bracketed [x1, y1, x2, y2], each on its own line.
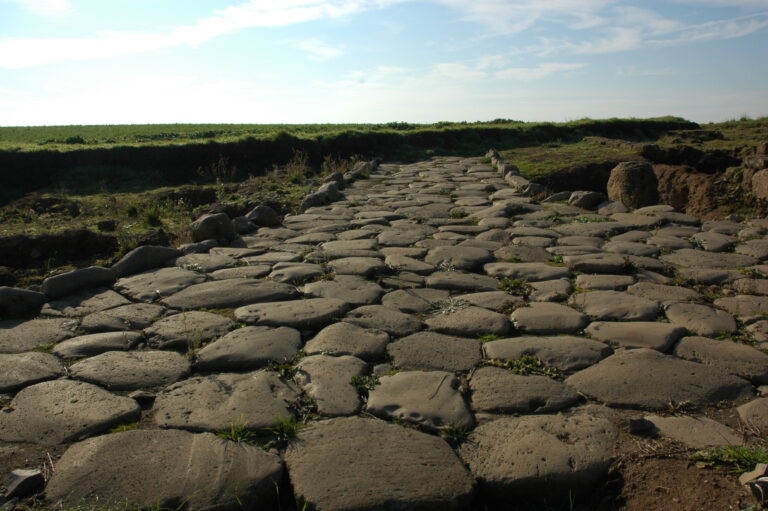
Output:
[0, 0, 767, 126]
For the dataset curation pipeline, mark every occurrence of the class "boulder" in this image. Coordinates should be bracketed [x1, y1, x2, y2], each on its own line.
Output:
[111, 245, 182, 278]
[0, 287, 46, 317]
[41, 266, 116, 299]
[607, 161, 659, 209]
[245, 204, 282, 227]
[190, 213, 236, 243]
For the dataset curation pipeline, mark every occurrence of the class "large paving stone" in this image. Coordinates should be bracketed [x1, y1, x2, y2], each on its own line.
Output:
[426, 306, 511, 337]
[0, 380, 140, 444]
[484, 262, 570, 282]
[268, 263, 324, 284]
[389, 332, 482, 372]
[174, 252, 239, 271]
[714, 295, 768, 316]
[0, 319, 75, 354]
[626, 282, 702, 304]
[235, 298, 349, 330]
[565, 349, 753, 410]
[458, 414, 617, 499]
[41, 266, 116, 299]
[284, 416, 476, 511]
[327, 257, 387, 276]
[304, 322, 390, 361]
[210, 265, 272, 280]
[46, 429, 282, 511]
[738, 397, 768, 431]
[154, 371, 298, 431]
[483, 336, 612, 372]
[661, 249, 757, 269]
[343, 305, 424, 336]
[0, 352, 64, 393]
[469, 366, 579, 414]
[385, 254, 435, 275]
[643, 415, 742, 448]
[584, 321, 686, 352]
[301, 275, 385, 306]
[511, 302, 588, 335]
[69, 351, 191, 390]
[377, 229, 429, 247]
[381, 288, 451, 313]
[569, 291, 660, 321]
[143, 311, 234, 350]
[195, 326, 302, 371]
[111, 245, 183, 278]
[563, 253, 630, 274]
[673, 335, 768, 384]
[295, 355, 368, 416]
[161, 278, 297, 310]
[425, 246, 493, 271]
[52, 331, 143, 359]
[80, 303, 165, 332]
[42, 288, 130, 317]
[115, 267, 206, 302]
[0, 286, 46, 317]
[459, 290, 523, 311]
[425, 271, 499, 292]
[665, 302, 737, 336]
[367, 371, 474, 429]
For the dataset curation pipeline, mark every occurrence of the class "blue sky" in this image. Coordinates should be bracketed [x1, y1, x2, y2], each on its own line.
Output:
[0, 0, 766, 126]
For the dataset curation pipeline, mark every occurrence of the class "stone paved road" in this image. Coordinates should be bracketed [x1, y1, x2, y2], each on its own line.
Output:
[2, 156, 768, 510]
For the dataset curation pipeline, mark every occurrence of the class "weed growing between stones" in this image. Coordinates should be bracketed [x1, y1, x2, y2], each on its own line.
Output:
[216, 421, 258, 445]
[482, 355, 561, 379]
[440, 422, 471, 447]
[477, 334, 502, 343]
[498, 278, 533, 298]
[548, 255, 565, 266]
[573, 216, 606, 223]
[265, 416, 306, 446]
[692, 445, 768, 473]
[267, 351, 306, 378]
[108, 421, 139, 434]
[449, 210, 468, 219]
[350, 374, 380, 395]
[426, 297, 471, 315]
[31, 342, 57, 353]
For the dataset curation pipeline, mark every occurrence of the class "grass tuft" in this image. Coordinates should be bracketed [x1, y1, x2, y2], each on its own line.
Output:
[691, 445, 768, 473]
[483, 355, 560, 379]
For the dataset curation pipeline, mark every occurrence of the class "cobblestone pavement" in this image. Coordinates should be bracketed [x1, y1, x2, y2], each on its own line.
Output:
[2, 156, 768, 510]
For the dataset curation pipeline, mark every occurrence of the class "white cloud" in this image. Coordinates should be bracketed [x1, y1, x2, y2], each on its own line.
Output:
[434, 62, 488, 80]
[495, 62, 585, 80]
[1, 0, 70, 15]
[294, 39, 343, 61]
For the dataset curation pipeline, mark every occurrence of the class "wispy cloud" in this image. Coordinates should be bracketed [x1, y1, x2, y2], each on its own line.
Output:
[294, 39, 344, 61]
[495, 62, 585, 80]
[1, 0, 70, 15]
[433, 59, 584, 81]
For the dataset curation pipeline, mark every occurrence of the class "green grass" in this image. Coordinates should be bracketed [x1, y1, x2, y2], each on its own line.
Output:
[216, 421, 259, 444]
[498, 277, 534, 298]
[350, 374, 380, 393]
[109, 422, 139, 434]
[264, 416, 306, 445]
[691, 445, 768, 473]
[483, 355, 561, 379]
[477, 333, 503, 343]
[426, 297, 472, 315]
[440, 422, 472, 446]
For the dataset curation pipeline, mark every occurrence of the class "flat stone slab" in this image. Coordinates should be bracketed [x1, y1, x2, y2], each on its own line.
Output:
[511, 302, 588, 335]
[195, 326, 302, 371]
[738, 397, 768, 431]
[458, 414, 617, 499]
[377, 229, 429, 247]
[426, 306, 511, 337]
[564, 253, 630, 274]
[385, 254, 435, 275]
[0, 319, 75, 354]
[381, 288, 450, 313]
[644, 415, 742, 448]
[115, 267, 206, 302]
[569, 291, 660, 321]
[570, 275, 633, 292]
[426, 271, 499, 292]
[52, 331, 143, 359]
[484, 262, 570, 282]
[80, 303, 165, 332]
[0, 380, 140, 444]
[42, 288, 130, 317]
[388, 332, 482, 372]
[343, 305, 424, 336]
[584, 321, 686, 352]
[174, 253, 239, 271]
[565, 348, 753, 410]
[367, 371, 474, 429]
[673, 335, 768, 384]
[45, 429, 283, 511]
[304, 322, 390, 361]
[714, 295, 768, 316]
[459, 291, 523, 311]
[69, 351, 191, 390]
[425, 246, 492, 271]
[154, 371, 298, 431]
[210, 265, 272, 280]
[295, 355, 368, 416]
[144, 311, 234, 350]
[665, 302, 737, 336]
[235, 298, 349, 330]
[626, 282, 702, 304]
[0, 352, 64, 393]
[469, 366, 579, 414]
[483, 336, 612, 372]
[284, 416, 476, 511]
[661, 249, 757, 269]
[301, 275, 384, 306]
[162, 279, 297, 310]
[327, 257, 386, 276]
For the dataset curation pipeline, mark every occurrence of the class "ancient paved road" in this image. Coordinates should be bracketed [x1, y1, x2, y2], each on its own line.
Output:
[2, 156, 768, 510]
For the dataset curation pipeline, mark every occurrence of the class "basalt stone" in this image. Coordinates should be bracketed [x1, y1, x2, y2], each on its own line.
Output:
[153, 371, 298, 431]
[569, 291, 660, 321]
[69, 351, 191, 390]
[469, 366, 579, 414]
[661, 249, 757, 269]
[367, 371, 474, 429]
[574, 275, 635, 290]
[343, 305, 424, 337]
[143, 311, 233, 350]
[80, 303, 165, 333]
[0, 380, 140, 444]
[295, 355, 368, 416]
[0, 319, 75, 354]
[195, 326, 302, 371]
[115, 267, 206, 302]
[235, 299, 349, 330]
[0, 287, 46, 317]
[714, 295, 768, 317]
[162, 279, 298, 310]
[301, 275, 385, 306]
[584, 321, 685, 352]
[42, 288, 130, 317]
[41, 266, 116, 300]
[426, 306, 511, 337]
[174, 253, 239, 272]
[565, 349, 753, 410]
[625, 282, 702, 304]
[643, 415, 742, 448]
[665, 302, 737, 337]
[511, 303, 588, 335]
[52, 331, 143, 359]
[327, 257, 387, 277]
[45, 429, 283, 511]
[284, 417, 476, 511]
[304, 322, 390, 361]
[426, 271, 499, 292]
[424, 246, 493, 271]
[737, 398, 768, 431]
[190, 213, 236, 243]
[484, 262, 570, 282]
[483, 336, 612, 372]
[0, 352, 64, 393]
[673, 335, 768, 384]
[388, 332, 482, 372]
[112, 246, 183, 278]
[381, 288, 451, 313]
[210, 265, 272, 280]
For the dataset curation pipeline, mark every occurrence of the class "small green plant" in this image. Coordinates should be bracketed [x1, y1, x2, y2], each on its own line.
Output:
[477, 334, 502, 342]
[483, 355, 561, 379]
[265, 416, 306, 445]
[740, 267, 768, 278]
[216, 421, 259, 444]
[691, 445, 768, 473]
[32, 342, 57, 353]
[467, 217, 480, 225]
[350, 374, 380, 393]
[267, 350, 306, 378]
[504, 256, 522, 263]
[449, 209, 468, 219]
[573, 216, 605, 223]
[109, 421, 139, 434]
[548, 255, 564, 265]
[498, 277, 533, 298]
[441, 422, 471, 446]
[426, 297, 471, 315]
